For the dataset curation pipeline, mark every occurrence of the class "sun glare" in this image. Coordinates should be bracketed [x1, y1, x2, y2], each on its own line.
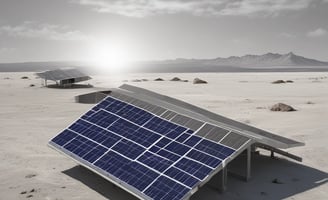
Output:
[89, 42, 133, 74]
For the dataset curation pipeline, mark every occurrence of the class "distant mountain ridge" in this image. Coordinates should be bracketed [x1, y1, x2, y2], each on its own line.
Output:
[157, 52, 328, 67]
[0, 52, 327, 72]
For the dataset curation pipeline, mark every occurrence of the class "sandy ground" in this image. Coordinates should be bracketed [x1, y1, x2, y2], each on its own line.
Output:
[0, 72, 327, 200]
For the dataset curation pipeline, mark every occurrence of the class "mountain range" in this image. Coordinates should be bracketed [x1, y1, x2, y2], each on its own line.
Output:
[0, 52, 327, 72]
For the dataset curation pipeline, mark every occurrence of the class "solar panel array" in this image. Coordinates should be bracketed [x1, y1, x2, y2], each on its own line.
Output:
[49, 93, 250, 200]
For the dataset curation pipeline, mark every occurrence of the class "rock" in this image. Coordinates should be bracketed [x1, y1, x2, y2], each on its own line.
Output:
[306, 101, 315, 104]
[272, 178, 284, 184]
[193, 78, 207, 84]
[25, 174, 37, 178]
[131, 79, 141, 82]
[29, 189, 36, 193]
[270, 103, 296, 112]
[26, 194, 33, 198]
[21, 76, 29, 79]
[286, 80, 294, 83]
[272, 80, 285, 84]
[20, 191, 27, 194]
[154, 78, 164, 81]
[170, 77, 181, 81]
[29, 84, 35, 87]
[181, 80, 188, 82]
[141, 79, 148, 81]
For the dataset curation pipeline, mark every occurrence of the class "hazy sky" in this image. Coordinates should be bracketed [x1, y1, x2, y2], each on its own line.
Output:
[0, 0, 328, 63]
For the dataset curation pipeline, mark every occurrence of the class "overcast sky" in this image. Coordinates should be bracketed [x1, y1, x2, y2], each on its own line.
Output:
[0, 0, 328, 63]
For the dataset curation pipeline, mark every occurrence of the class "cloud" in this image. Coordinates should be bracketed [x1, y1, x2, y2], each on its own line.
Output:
[220, 0, 312, 16]
[71, 0, 318, 17]
[307, 28, 327, 37]
[0, 22, 92, 41]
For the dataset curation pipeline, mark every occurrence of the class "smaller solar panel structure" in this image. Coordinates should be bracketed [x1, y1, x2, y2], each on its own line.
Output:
[49, 84, 304, 200]
[36, 68, 91, 87]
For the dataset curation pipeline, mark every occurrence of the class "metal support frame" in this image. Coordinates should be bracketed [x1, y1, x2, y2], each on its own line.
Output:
[206, 166, 228, 193]
[246, 146, 251, 181]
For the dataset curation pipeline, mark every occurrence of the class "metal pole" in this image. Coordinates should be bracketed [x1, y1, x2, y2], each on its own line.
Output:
[246, 146, 251, 181]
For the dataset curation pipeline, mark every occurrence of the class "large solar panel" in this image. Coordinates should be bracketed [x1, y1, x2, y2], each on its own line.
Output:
[49, 95, 250, 200]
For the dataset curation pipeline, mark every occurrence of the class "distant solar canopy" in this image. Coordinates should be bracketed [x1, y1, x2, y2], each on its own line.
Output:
[36, 68, 91, 86]
[49, 85, 303, 200]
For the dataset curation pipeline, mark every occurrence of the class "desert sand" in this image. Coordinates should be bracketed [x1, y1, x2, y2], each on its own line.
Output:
[0, 72, 327, 200]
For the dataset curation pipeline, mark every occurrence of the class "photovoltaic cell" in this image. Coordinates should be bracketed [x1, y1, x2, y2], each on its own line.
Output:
[49, 94, 244, 200]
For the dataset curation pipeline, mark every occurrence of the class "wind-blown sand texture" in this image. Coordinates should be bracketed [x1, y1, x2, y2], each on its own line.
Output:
[0, 72, 327, 200]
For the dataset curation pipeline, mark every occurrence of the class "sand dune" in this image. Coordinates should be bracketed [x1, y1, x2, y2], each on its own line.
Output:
[0, 72, 327, 200]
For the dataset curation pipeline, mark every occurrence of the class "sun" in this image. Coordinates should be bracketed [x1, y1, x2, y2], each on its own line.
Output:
[89, 42, 132, 74]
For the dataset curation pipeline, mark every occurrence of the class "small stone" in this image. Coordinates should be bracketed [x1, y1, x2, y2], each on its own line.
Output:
[170, 77, 181, 81]
[193, 78, 207, 84]
[154, 78, 164, 81]
[20, 191, 27, 194]
[25, 174, 37, 178]
[270, 103, 296, 112]
[26, 194, 33, 198]
[272, 80, 285, 84]
[272, 178, 284, 184]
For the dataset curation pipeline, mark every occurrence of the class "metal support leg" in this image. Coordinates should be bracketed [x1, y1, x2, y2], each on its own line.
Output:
[221, 167, 227, 192]
[207, 166, 228, 192]
[246, 146, 251, 181]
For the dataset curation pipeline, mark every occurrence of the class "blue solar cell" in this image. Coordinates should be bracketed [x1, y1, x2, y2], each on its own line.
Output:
[92, 98, 112, 111]
[94, 150, 130, 173]
[174, 158, 212, 180]
[155, 137, 171, 148]
[186, 129, 194, 134]
[164, 167, 199, 187]
[149, 146, 160, 153]
[116, 105, 153, 125]
[186, 149, 221, 168]
[81, 110, 95, 119]
[144, 176, 190, 200]
[157, 149, 180, 162]
[108, 118, 139, 136]
[95, 151, 159, 191]
[144, 117, 185, 137]
[112, 139, 146, 160]
[221, 146, 235, 156]
[51, 129, 77, 146]
[100, 131, 121, 148]
[87, 110, 119, 128]
[183, 135, 202, 147]
[103, 97, 128, 114]
[108, 118, 160, 148]
[164, 141, 190, 156]
[137, 152, 173, 172]
[68, 119, 89, 133]
[195, 140, 235, 160]
[83, 146, 107, 163]
[176, 133, 190, 143]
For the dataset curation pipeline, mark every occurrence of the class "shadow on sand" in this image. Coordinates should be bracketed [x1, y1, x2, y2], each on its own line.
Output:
[63, 154, 327, 200]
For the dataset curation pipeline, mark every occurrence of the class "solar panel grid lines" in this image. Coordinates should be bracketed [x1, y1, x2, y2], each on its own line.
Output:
[49, 94, 248, 200]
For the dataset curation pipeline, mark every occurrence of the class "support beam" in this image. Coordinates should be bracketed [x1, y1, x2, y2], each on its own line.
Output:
[207, 166, 228, 192]
[246, 146, 251, 181]
[221, 167, 227, 192]
[255, 143, 302, 162]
